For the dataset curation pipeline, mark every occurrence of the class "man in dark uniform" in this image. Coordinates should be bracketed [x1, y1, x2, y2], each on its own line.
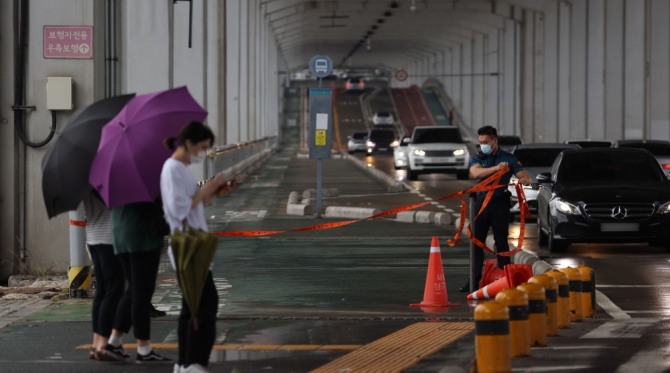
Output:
[460, 126, 531, 293]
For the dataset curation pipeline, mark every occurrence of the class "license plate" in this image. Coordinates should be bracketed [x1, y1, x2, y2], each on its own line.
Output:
[427, 157, 455, 163]
[378, 147, 388, 151]
[601, 223, 639, 232]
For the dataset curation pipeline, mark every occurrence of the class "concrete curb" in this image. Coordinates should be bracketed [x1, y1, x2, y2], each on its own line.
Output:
[342, 153, 406, 193]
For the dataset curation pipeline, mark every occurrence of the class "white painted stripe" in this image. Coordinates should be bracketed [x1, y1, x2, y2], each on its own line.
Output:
[513, 366, 593, 372]
[595, 289, 631, 319]
[581, 318, 657, 339]
[162, 328, 178, 344]
[471, 292, 479, 300]
[445, 208, 455, 212]
[622, 310, 669, 314]
[616, 350, 670, 373]
[422, 197, 432, 201]
[597, 284, 670, 288]
[430, 201, 439, 205]
[536, 345, 616, 350]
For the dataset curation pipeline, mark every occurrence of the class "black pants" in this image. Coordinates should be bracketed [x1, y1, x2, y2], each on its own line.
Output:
[89, 244, 124, 338]
[113, 248, 162, 340]
[178, 271, 218, 367]
[473, 196, 511, 285]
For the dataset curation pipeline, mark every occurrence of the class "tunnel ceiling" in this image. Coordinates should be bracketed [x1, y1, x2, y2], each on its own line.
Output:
[262, 0, 542, 72]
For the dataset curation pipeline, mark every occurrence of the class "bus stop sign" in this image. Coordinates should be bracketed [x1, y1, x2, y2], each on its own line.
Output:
[309, 55, 333, 78]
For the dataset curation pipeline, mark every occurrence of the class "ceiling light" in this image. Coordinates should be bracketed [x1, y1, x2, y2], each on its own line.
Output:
[410, 0, 416, 12]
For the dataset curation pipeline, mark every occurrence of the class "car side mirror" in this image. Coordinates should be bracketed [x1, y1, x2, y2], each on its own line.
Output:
[536, 172, 552, 183]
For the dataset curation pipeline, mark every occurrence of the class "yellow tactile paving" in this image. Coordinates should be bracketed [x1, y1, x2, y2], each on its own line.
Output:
[309, 322, 474, 373]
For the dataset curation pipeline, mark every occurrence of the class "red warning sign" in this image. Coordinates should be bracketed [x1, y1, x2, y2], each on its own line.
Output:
[395, 68, 408, 82]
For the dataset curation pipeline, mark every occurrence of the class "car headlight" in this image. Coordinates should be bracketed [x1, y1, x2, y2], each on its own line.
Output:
[659, 201, 670, 214]
[413, 149, 425, 156]
[453, 149, 465, 156]
[391, 140, 399, 147]
[397, 151, 406, 157]
[554, 199, 580, 215]
[366, 141, 375, 147]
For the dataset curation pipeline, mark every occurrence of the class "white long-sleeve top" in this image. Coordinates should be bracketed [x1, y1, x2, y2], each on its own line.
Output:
[160, 157, 210, 269]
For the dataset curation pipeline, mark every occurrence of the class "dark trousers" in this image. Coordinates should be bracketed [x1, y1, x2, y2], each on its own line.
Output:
[178, 271, 218, 367]
[473, 196, 511, 285]
[89, 244, 124, 338]
[113, 248, 162, 340]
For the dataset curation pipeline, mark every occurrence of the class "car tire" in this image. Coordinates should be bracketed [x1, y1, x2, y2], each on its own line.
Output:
[548, 219, 568, 253]
[408, 169, 418, 180]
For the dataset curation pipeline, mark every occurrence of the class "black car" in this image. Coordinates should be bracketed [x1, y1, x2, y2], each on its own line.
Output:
[366, 128, 396, 155]
[536, 148, 670, 252]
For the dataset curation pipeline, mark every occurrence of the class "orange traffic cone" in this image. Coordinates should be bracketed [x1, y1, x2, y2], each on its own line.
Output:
[411, 237, 458, 308]
[480, 259, 505, 287]
[467, 264, 533, 300]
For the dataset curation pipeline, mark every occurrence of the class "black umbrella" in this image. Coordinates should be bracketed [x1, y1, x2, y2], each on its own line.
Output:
[41, 94, 135, 218]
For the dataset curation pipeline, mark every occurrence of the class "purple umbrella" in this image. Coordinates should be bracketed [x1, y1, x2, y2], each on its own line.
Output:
[89, 86, 207, 208]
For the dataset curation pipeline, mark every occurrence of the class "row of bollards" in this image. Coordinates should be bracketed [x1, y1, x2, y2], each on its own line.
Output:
[474, 265, 596, 373]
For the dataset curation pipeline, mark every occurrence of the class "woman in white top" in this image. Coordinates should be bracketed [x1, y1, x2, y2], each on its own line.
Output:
[160, 121, 226, 373]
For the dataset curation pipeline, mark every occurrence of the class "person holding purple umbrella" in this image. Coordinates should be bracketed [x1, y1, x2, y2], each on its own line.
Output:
[160, 121, 226, 373]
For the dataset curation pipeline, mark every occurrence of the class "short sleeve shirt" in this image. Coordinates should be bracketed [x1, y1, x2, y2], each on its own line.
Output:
[469, 149, 523, 198]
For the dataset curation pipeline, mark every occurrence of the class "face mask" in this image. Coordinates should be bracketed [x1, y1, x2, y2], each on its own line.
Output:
[480, 144, 492, 154]
[190, 150, 207, 164]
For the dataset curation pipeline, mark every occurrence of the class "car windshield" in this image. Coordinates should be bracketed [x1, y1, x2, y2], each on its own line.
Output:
[566, 141, 612, 148]
[617, 142, 670, 156]
[376, 112, 391, 117]
[352, 132, 367, 140]
[514, 148, 570, 167]
[412, 128, 463, 144]
[559, 151, 663, 183]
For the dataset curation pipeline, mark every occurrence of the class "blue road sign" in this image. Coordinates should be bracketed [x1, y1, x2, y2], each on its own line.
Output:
[309, 55, 333, 78]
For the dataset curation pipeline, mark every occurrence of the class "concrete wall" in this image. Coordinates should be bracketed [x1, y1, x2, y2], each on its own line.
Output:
[408, 0, 670, 143]
[0, 0, 283, 280]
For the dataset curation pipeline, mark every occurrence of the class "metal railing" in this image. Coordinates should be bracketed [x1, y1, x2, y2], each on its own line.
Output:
[204, 136, 278, 184]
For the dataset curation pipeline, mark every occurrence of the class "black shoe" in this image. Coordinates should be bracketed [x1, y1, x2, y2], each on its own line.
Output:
[103, 344, 129, 362]
[136, 349, 173, 363]
[150, 304, 167, 317]
[459, 280, 470, 293]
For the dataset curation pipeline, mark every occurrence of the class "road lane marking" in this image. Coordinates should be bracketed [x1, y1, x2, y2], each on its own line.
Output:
[595, 289, 631, 319]
[616, 350, 670, 373]
[597, 284, 670, 288]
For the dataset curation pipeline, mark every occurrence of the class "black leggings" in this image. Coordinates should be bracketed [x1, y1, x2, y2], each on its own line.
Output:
[113, 248, 162, 340]
[89, 244, 124, 337]
[178, 271, 218, 367]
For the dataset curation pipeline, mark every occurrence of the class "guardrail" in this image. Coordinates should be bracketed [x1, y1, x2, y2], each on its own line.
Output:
[204, 136, 278, 184]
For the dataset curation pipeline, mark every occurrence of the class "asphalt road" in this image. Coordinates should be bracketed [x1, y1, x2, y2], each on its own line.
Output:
[1, 130, 670, 372]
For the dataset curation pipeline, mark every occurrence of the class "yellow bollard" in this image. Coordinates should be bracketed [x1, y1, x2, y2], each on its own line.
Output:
[496, 288, 531, 357]
[516, 282, 546, 347]
[578, 265, 595, 318]
[474, 301, 511, 373]
[559, 267, 584, 322]
[528, 274, 558, 337]
[545, 270, 571, 329]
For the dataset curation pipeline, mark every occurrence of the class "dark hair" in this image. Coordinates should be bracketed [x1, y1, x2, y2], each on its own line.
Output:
[477, 125, 498, 138]
[165, 121, 215, 150]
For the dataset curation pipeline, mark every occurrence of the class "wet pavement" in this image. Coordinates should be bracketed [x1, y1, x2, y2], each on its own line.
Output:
[1, 126, 669, 372]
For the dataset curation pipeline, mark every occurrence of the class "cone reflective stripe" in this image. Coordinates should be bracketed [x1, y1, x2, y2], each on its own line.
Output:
[517, 282, 547, 347]
[546, 270, 571, 329]
[529, 274, 559, 336]
[559, 267, 584, 321]
[411, 237, 458, 308]
[467, 264, 533, 300]
[496, 288, 531, 358]
[475, 301, 511, 373]
[578, 265, 595, 318]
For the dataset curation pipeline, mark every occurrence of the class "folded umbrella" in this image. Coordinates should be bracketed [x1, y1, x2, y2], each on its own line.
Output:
[89, 86, 207, 208]
[41, 94, 135, 218]
[171, 228, 218, 330]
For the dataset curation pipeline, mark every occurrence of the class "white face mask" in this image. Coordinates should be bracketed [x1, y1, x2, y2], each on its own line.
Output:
[190, 150, 207, 164]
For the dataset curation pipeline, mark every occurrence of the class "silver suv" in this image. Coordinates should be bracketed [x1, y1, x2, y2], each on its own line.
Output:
[406, 126, 470, 180]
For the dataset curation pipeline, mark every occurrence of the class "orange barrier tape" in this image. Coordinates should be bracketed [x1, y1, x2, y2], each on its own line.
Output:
[212, 167, 531, 259]
[69, 219, 86, 227]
